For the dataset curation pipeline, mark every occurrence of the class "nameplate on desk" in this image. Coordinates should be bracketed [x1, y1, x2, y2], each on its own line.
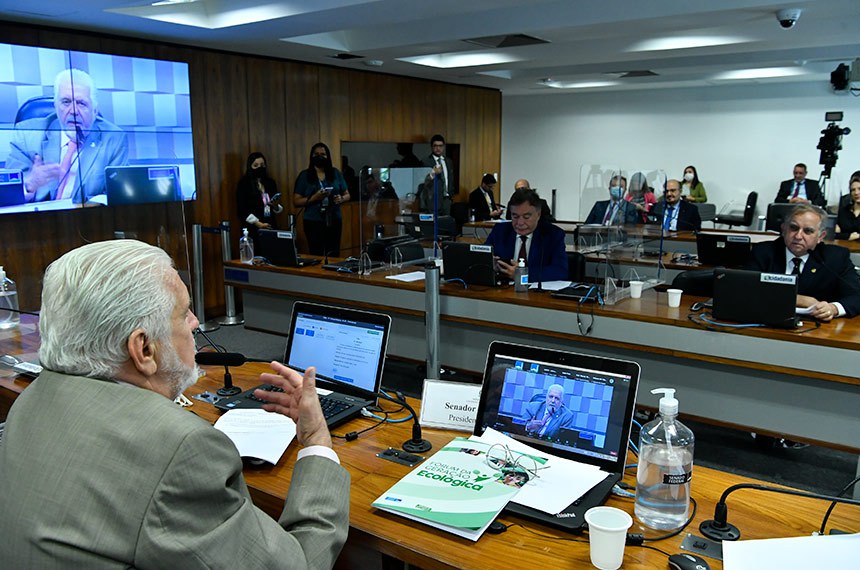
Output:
[419, 379, 481, 432]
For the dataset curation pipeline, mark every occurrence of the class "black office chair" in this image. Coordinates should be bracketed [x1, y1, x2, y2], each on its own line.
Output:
[671, 269, 716, 297]
[694, 202, 716, 223]
[15, 95, 54, 124]
[765, 203, 797, 232]
[713, 191, 757, 228]
[450, 202, 469, 235]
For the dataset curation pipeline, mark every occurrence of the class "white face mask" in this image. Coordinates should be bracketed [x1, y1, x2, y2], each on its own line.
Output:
[683, 172, 694, 182]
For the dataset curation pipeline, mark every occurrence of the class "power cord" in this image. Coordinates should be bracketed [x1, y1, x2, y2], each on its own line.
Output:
[626, 497, 698, 544]
[819, 474, 860, 535]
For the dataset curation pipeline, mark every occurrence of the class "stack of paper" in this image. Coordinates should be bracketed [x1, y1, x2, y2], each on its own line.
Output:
[372, 438, 536, 540]
[214, 409, 296, 465]
[470, 428, 608, 515]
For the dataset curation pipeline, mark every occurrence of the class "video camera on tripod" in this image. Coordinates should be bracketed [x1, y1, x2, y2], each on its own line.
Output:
[817, 111, 850, 178]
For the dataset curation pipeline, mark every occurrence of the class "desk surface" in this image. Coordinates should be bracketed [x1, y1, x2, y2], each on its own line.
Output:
[185, 364, 858, 570]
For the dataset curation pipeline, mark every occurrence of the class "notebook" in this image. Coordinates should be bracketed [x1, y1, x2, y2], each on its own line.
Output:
[474, 341, 640, 532]
[0, 169, 25, 207]
[713, 268, 798, 328]
[257, 229, 319, 267]
[696, 232, 752, 267]
[441, 241, 497, 286]
[105, 165, 181, 205]
[216, 302, 391, 428]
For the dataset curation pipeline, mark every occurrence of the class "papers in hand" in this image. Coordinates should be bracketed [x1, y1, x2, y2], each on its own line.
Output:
[471, 428, 608, 515]
[214, 409, 296, 465]
[371, 438, 531, 541]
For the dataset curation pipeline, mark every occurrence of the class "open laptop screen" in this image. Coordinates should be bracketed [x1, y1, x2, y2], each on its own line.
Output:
[474, 341, 639, 473]
[284, 302, 390, 398]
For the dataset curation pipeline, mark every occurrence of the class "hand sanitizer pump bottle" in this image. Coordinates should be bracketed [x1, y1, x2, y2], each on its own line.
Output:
[513, 259, 529, 292]
[634, 388, 694, 530]
[239, 228, 254, 264]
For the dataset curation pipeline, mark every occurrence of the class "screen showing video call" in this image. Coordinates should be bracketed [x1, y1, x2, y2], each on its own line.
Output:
[478, 353, 635, 464]
[0, 42, 195, 214]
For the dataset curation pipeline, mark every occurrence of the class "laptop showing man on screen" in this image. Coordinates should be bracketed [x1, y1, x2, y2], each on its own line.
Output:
[474, 341, 640, 531]
[745, 204, 860, 320]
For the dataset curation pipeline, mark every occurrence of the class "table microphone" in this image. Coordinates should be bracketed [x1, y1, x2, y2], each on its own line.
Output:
[194, 352, 248, 367]
[699, 482, 860, 542]
[377, 390, 432, 453]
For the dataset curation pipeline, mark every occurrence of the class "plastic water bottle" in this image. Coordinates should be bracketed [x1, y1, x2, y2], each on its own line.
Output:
[634, 388, 694, 530]
[239, 228, 254, 264]
[514, 258, 529, 292]
[0, 266, 20, 330]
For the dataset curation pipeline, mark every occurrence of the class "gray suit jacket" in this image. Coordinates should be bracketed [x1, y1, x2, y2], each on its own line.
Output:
[6, 114, 129, 203]
[419, 154, 455, 214]
[520, 400, 574, 438]
[0, 370, 350, 569]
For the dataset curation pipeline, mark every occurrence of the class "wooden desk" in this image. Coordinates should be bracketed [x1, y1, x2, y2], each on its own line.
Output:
[183, 364, 858, 570]
[225, 261, 860, 451]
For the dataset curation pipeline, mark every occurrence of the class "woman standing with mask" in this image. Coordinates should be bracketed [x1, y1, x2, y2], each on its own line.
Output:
[292, 142, 350, 256]
[237, 152, 282, 247]
[680, 165, 708, 203]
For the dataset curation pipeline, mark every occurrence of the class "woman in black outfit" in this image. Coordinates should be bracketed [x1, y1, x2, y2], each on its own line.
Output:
[236, 152, 282, 246]
[835, 177, 860, 241]
[292, 142, 350, 256]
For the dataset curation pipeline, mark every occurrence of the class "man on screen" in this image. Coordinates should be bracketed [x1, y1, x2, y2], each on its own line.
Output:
[6, 68, 129, 203]
[521, 384, 574, 439]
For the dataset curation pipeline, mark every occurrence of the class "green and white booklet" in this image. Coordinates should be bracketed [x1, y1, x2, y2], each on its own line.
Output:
[371, 437, 543, 540]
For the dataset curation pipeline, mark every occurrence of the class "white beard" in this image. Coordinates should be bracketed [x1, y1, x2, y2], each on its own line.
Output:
[160, 342, 201, 399]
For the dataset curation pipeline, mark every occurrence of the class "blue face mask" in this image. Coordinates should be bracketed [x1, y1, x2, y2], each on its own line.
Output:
[609, 186, 623, 200]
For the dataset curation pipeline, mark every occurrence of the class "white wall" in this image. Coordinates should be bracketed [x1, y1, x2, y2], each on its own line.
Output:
[501, 82, 860, 225]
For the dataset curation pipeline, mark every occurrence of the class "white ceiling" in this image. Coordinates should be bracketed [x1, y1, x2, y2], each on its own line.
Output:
[2, 0, 859, 96]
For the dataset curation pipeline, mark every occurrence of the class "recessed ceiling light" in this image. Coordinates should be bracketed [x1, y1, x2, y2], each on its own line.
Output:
[629, 35, 748, 52]
[540, 79, 619, 89]
[398, 52, 521, 69]
[713, 67, 806, 80]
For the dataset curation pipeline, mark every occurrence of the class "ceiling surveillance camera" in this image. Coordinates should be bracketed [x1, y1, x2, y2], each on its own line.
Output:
[776, 8, 802, 29]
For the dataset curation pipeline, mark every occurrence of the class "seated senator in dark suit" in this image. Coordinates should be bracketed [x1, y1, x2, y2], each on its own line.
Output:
[650, 179, 702, 232]
[585, 175, 640, 226]
[468, 173, 503, 221]
[485, 187, 568, 283]
[775, 163, 825, 207]
[746, 204, 860, 320]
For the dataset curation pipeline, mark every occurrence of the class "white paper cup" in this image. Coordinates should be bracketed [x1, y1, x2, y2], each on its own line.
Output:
[667, 288, 683, 308]
[584, 506, 632, 570]
[629, 280, 644, 299]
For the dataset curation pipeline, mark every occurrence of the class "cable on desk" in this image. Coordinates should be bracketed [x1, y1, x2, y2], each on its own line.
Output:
[819, 474, 860, 535]
[505, 522, 589, 544]
[442, 278, 468, 289]
[331, 413, 389, 442]
[632, 543, 672, 557]
[626, 497, 698, 544]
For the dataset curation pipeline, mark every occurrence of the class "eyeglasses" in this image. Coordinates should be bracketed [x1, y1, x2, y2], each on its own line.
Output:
[485, 443, 549, 484]
[787, 222, 819, 236]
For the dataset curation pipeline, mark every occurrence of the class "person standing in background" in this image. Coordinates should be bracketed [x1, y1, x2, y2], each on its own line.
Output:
[420, 134, 454, 215]
[680, 165, 708, 203]
[236, 152, 282, 248]
[293, 142, 350, 256]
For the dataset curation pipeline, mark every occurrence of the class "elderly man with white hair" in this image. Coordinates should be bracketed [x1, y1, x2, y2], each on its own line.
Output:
[0, 240, 349, 569]
[6, 67, 129, 203]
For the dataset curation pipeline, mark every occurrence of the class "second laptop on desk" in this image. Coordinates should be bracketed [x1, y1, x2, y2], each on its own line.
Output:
[216, 301, 391, 428]
[257, 229, 320, 267]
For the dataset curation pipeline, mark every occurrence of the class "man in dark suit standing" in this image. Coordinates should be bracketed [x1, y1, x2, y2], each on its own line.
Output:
[584, 175, 640, 226]
[775, 163, 825, 207]
[420, 134, 455, 215]
[651, 179, 702, 231]
[468, 173, 503, 221]
[746, 204, 860, 319]
[485, 187, 568, 282]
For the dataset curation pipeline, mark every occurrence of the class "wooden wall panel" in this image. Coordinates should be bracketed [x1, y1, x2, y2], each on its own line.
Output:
[0, 21, 501, 314]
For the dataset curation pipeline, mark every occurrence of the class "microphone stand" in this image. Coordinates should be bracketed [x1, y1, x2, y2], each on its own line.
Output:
[195, 327, 242, 397]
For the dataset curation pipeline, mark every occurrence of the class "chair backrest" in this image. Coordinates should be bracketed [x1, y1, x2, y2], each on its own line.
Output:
[567, 251, 586, 282]
[694, 202, 717, 222]
[765, 202, 797, 232]
[450, 202, 469, 232]
[672, 269, 716, 297]
[740, 191, 758, 226]
[15, 95, 54, 124]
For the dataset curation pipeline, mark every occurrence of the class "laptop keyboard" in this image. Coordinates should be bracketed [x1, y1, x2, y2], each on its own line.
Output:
[244, 384, 350, 419]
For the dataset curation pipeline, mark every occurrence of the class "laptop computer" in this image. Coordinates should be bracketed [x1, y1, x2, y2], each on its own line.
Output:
[474, 341, 640, 532]
[713, 268, 798, 328]
[257, 229, 320, 267]
[441, 241, 497, 286]
[216, 302, 391, 428]
[551, 283, 605, 303]
[696, 232, 752, 267]
[404, 214, 457, 239]
[105, 165, 181, 205]
[0, 169, 25, 207]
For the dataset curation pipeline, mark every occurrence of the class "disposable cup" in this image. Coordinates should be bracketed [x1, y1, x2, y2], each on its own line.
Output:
[629, 280, 644, 299]
[584, 506, 632, 570]
[667, 288, 683, 308]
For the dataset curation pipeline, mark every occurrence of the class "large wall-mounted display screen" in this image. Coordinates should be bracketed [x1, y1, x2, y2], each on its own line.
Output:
[0, 43, 195, 215]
